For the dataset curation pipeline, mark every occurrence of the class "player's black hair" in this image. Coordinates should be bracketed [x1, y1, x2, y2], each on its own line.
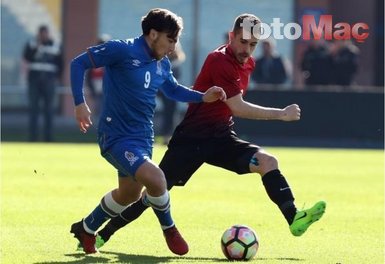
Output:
[141, 8, 183, 40]
[232, 13, 261, 35]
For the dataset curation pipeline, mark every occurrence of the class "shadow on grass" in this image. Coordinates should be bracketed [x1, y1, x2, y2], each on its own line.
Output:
[34, 251, 224, 264]
[34, 251, 305, 263]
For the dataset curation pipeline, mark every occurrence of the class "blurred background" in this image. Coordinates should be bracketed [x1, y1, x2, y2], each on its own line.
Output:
[1, 0, 384, 148]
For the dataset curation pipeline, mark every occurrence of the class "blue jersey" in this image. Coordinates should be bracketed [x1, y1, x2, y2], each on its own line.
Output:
[71, 35, 203, 149]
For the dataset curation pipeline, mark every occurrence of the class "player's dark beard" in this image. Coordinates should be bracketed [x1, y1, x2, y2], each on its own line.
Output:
[236, 52, 250, 64]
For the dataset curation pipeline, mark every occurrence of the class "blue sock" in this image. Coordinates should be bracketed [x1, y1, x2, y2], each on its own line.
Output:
[83, 191, 127, 234]
[145, 192, 174, 230]
[84, 205, 110, 233]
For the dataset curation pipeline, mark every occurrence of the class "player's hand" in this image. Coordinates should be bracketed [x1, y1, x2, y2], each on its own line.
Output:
[202, 86, 227, 103]
[74, 103, 93, 133]
[281, 104, 301, 121]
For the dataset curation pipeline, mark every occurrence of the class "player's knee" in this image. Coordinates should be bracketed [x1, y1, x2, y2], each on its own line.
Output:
[146, 172, 167, 196]
[136, 164, 167, 195]
[250, 152, 278, 175]
[154, 175, 167, 191]
[264, 153, 278, 169]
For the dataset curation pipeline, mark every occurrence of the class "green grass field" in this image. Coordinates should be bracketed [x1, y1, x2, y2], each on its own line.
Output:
[1, 143, 384, 263]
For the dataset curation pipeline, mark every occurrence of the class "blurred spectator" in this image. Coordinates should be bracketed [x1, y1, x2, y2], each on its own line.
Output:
[23, 25, 63, 142]
[301, 39, 333, 86]
[330, 40, 359, 86]
[251, 38, 289, 85]
[159, 42, 186, 144]
[85, 34, 111, 121]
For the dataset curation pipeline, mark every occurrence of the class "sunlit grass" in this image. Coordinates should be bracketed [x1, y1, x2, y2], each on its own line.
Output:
[1, 143, 383, 263]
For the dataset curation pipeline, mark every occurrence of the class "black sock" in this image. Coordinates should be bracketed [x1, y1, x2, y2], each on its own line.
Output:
[262, 169, 297, 225]
[98, 199, 149, 242]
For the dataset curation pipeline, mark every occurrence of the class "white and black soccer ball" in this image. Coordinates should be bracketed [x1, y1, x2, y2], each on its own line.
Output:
[221, 225, 259, 261]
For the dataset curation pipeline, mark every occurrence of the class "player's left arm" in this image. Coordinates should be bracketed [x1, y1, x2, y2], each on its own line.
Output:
[161, 82, 226, 103]
[161, 61, 226, 103]
[226, 93, 301, 121]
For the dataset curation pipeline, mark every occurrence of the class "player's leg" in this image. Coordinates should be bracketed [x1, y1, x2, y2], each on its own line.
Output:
[205, 135, 326, 236]
[71, 176, 143, 254]
[70, 141, 147, 254]
[135, 159, 189, 255]
[97, 137, 204, 249]
[249, 150, 326, 236]
[132, 138, 205, 255]
[135, 160, 171, 228]
[96, 191, 149, 246]
[249, 149, 298, 224]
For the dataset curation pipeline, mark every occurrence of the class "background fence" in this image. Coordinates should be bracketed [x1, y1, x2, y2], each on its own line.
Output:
[2, 85, 383, 148]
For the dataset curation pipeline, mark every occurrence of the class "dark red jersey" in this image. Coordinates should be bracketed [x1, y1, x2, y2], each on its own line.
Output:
[175, 44, 255, 138]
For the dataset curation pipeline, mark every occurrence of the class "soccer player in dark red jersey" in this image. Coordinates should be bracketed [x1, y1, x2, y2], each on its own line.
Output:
[79, 13, 326, 250]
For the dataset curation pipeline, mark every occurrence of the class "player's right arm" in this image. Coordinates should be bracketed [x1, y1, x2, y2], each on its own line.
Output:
[70, 40, 127, 132]
[70, 53, 94, 133]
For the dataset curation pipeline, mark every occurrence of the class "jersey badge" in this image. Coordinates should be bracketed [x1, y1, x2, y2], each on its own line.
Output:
[132, 59, 141, 67]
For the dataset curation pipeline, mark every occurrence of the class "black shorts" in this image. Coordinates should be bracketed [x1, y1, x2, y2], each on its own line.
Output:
[159, 133, 260, 187]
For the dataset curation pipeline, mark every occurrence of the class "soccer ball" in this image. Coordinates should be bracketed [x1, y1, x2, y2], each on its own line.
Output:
[221, 225, 259, 261]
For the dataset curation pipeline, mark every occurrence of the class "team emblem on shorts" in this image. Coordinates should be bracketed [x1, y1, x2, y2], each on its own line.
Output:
[124, 151, 139, 166]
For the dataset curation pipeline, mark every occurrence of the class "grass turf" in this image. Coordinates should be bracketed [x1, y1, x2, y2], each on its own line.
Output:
[1, 143, 383, 263]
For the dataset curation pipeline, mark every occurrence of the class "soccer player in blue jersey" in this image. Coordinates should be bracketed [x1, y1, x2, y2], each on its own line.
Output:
[69, 8, 226, 255]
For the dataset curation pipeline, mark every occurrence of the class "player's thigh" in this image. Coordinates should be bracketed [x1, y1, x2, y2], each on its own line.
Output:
[159, 143, 204, 187]
[205, 136, 259, 174]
